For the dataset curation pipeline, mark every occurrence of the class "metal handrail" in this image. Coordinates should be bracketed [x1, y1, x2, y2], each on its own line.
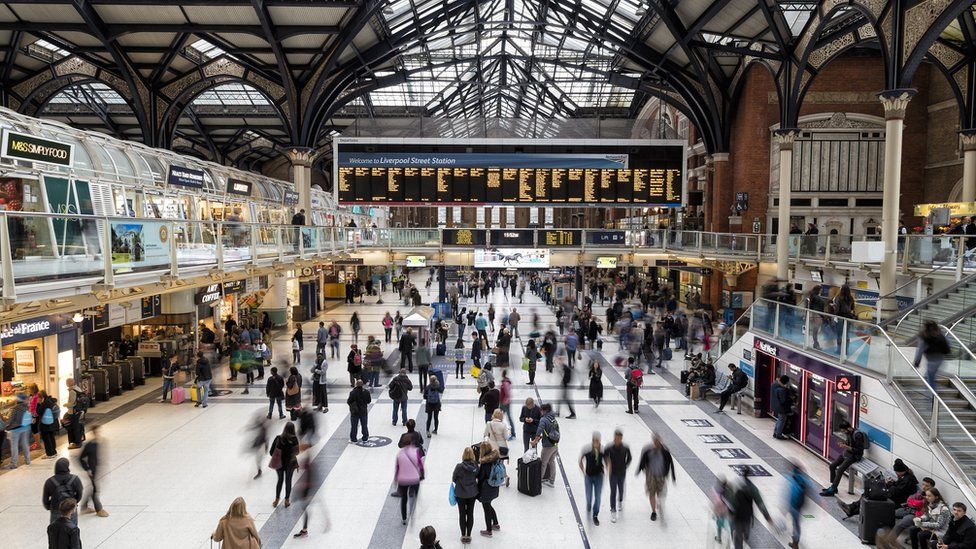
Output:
[942, 324, 976, 363]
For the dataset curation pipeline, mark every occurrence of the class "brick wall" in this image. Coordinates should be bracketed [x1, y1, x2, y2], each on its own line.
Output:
[720, 54, 937, 229]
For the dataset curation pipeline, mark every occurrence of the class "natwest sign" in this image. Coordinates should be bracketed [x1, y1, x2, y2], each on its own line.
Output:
[754, 339, 777, 357]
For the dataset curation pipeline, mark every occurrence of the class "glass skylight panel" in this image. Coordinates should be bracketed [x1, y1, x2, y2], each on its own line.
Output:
[189, 39, 227, 60]
[34, 39, 70, 59]
[192, 83, 270, 107]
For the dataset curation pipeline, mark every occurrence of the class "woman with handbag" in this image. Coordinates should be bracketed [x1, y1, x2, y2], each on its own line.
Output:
[270, 422, 300, 508]
[452, 447, 480, 544]
[285, 367, 303, 420]
[212, 497, 261, 548]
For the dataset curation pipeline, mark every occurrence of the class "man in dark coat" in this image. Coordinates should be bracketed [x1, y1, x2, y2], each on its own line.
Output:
[716, 364, 748, 413]
[398, 328, 416, 373]
[43, 458, 83, 525]
[771, 375, 793, 439]
[47, 499, 82, 549]
[266, 366, 286, 419]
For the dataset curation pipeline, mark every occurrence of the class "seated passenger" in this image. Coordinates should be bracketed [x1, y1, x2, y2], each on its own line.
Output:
[839, 458, 918, 518]
[939, 502, 976, 549]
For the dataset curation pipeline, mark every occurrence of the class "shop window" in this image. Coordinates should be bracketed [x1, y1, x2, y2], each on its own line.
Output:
[1, 177, 54, 259]
[807, 387, 824, 426]
[1, 338, 45, 399]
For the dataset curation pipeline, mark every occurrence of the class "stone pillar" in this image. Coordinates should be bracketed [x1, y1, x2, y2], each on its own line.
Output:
[710, 153, 730, 232]
[286, 147, 315, 214]
[878, 90, 916, 316]
[962, 130, 976, 203]
[773, 129, 799, 280]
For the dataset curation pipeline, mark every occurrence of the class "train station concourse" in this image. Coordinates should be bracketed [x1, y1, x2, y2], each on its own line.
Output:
[1, 1, 976, 548]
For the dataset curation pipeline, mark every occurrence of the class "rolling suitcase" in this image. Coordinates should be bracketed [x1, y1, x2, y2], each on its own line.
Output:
[171, 386, 186, 404]
[436, 342, 446, 356]
[517, 457, 542, 497]
[859, 498, 896, 544]
[188, 385, 199, 403]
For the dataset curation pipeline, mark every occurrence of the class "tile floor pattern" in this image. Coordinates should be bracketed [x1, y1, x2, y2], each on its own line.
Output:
[0, 273, 866, 548]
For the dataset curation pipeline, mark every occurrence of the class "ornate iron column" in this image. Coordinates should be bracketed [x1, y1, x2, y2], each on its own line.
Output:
[962, 130, 976, 203]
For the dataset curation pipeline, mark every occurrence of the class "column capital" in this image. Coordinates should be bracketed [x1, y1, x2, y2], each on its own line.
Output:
[285, 146, 317, 167]
[961, 130, 976, 152]
[878, 89, 917, 121]
[772, 129, 800, 151]
[711, 152, 730, 162]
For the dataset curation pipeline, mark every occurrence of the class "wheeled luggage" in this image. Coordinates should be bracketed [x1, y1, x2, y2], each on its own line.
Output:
[171, 386, 186, 404]
[859, 498, 896, 544]
[517, 457, 542, 496]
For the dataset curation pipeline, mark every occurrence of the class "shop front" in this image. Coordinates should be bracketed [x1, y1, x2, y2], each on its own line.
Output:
[1, 314, 79, 416]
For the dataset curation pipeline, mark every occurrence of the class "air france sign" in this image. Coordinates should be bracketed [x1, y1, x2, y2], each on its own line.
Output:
[1, 130, 74, 167]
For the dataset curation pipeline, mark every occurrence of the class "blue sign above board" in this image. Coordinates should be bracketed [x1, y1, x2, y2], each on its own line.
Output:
[167, 165, 205, 188]
[338, 152, 628, 169]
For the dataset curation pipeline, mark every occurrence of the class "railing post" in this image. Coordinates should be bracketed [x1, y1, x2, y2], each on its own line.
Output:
[0, 214, 17, 300]
[929, 400, 939, 441]
[250, 225, 259, 266]
[824, 234, 831, 264]
[215, 223, 224, 271]
[660, 230, 666, 252]
[915, 277, 923, 304]
[803, 309, 811, 349]
[101, 219, 114, 287]
[696, 231, 702, 251]
[276, 227, 284, 261]
[168, 221, 178, 278]
[885, 341, 894, 384]
[840, 319, 848, 363]
[773, 303, 780, 338]
[956, 237, 964, 281]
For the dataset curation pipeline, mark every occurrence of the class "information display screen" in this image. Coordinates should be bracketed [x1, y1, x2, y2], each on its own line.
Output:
[442, 229, 487, 246]
[489, 229, 535, 247]
[336, 141, 684, 206]
[540, 229, 582, 247]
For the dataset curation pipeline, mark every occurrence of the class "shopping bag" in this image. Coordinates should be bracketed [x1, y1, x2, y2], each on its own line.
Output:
[470, 365, 481, 378]
[449, 483, 457, 506]
[521, 357, 531, 371]
[522, 446, 539, 463]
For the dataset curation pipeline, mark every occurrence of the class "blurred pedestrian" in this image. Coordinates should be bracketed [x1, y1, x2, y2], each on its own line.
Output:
[636, 434, 674, 521]
[78, 424, 108, 517]
[605, 429, 632, 523]
[579, 431, 605, 525]
[729, 469, 772, 549]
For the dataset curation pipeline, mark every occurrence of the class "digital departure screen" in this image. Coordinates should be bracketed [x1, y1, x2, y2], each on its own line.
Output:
[335, 140, 685, 206]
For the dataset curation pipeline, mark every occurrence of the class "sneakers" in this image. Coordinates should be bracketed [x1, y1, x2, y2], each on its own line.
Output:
[593, 516, 600, 525]
[67, 443, 81, 450]
[566, 414, 577, 419]
[820, 487, 836, 497]
[479, 530, 493, 538]
[96, 510, 109, 518]
[651, 511, 658, 521]
[293, 530, 308, 539]
[611, 510, 617, 523]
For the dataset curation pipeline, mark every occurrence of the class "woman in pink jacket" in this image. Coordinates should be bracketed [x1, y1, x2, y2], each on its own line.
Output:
[395, 444, 424, 524]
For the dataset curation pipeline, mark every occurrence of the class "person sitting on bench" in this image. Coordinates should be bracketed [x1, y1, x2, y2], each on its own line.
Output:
[715, 363, 747, 413]
[820, 421, 867, 496]
[839, 458, 918, 518]
[876, 477, 937, 545]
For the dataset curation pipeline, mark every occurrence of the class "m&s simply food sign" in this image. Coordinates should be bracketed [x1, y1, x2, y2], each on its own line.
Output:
[1, 130, 74, 167]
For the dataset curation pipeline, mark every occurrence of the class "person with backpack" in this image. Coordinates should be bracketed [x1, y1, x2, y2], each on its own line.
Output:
[5, 392, 32, 469]
[625, 359, 643, 414]
[43, 458, 83, 524]
[785, 462, 817, 548]
[636, 434, 675, 521]
[531, 403, 560, 488]
[479, 381, 500, 423]
[48, 498, 82, 549]
[394, 437, 425, 525]
[312, 353, 328, 413]
[729, 469, 772, 549]
[194, 352, 213, 408]
[452, 446, 480, 544]
[265, 367, 286, 420]
[36, 390, 60, 458]
[78, 424, 108, 517]
[579, 431, 606, 525]
[840, 457, 919, 519]
[453, 339, 466, 379]
[476, 441, 503, 537]
[63, 378, 88, 450]
[820, 420, 867, 496]
[423, 375, 443, 437]
[347, 379, 371, 442]
[347, 344, 363, 387]
[389, 368, 414, 426]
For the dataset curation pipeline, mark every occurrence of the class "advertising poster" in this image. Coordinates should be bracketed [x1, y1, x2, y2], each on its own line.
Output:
[110, 221, 169, 272]
[406, 256, 427, 267]
[596, 256, 618, 269]
[474, 248, 550, 269]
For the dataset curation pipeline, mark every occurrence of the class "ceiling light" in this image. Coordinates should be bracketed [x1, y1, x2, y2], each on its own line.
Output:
[382, 6, 394, 15]
[635, 5, 646, 16]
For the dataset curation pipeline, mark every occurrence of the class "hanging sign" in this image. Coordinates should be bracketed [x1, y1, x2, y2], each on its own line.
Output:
[167, 165, 205, 188]
[835, 373, 861, 393]
[195, 284, 223, 305]
[283, 190, 300, 206]
[226, 178, 252, 196]
[222, 279, 246, 295]
[1, 129, 74, 167]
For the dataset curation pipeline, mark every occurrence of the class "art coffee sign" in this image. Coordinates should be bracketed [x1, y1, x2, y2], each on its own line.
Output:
[1, 130, 74, 167]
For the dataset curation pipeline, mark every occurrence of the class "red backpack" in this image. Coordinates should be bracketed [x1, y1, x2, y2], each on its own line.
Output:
[629, 368, 643, 387]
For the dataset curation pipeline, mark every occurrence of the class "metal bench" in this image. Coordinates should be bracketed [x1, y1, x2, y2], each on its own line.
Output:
[847, 457, 883, 495]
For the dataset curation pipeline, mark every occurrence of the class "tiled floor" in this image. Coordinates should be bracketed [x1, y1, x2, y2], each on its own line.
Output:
[0, 272, 863, 548]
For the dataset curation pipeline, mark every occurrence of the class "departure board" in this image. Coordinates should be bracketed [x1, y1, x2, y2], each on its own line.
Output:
[336, 141, 685, 206]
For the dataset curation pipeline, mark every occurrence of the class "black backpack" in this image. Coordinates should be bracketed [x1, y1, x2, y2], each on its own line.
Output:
[74, 391, 91, 413]
[389, 378, 405, 400]
[54, 476, 76, 507]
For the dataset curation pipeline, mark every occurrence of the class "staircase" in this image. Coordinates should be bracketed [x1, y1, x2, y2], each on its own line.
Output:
[886, 274, 976, 350]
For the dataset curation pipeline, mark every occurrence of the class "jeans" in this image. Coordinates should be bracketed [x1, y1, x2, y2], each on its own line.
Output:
[81, 472, 103, 512]
[774, 413, 788, 438]
[268, 397, 284, 418]
[350, 413, 369, 441]
[313, 383, 327, 409]
[161, 378, 174, 400]
[198, 379, 212, 406]
[828, 453, 859, 491]
[392, 399, 407, 425]
[925, 357, 943, 396]
[500, 403, 516, 434]
[399, 483, 419, 520]
[608, 473, 625, 511]
[584, 474, 604, 517]
[789, 506, 801, 544]
[539, 445, 558, 483]
[8, 429, 31, 467]
[275, 466, 295, 499]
